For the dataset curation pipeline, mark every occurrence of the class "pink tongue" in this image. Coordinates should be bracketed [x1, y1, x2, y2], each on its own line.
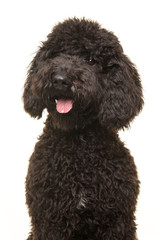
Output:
[56, 99, 73, 113]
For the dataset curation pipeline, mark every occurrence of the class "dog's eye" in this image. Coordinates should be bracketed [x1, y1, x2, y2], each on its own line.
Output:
[85, 57, 96, 66]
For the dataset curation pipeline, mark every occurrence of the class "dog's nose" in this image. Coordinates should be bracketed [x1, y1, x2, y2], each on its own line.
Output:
[53, 73, 71, 89]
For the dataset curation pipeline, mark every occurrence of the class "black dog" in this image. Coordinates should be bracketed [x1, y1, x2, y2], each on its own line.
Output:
[23, 18, 143, 240]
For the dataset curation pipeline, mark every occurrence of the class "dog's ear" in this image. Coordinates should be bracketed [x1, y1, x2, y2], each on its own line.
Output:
[98, 54, 143, 129]
[23, 51, 45, 118]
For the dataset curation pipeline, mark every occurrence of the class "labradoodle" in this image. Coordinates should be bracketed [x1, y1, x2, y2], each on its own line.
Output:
[23, 18, 143, 240]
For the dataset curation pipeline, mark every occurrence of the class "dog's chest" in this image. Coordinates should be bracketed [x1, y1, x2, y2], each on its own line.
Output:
[28, 130, 131, 216]
[28, 128, 123, 212]
[44, 134, 111, 205]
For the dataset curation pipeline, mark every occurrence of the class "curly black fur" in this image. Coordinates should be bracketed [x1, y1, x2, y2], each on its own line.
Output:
[23, 18, 143, 240]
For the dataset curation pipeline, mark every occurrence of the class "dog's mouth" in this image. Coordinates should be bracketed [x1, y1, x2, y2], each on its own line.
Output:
[55, 98, 74, 114]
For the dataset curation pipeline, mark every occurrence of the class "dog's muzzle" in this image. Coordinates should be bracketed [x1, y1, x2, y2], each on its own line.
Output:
[51, 72, 74, 114]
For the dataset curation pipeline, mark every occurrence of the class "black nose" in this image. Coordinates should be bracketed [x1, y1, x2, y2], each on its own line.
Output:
[53, 73, 71, 89]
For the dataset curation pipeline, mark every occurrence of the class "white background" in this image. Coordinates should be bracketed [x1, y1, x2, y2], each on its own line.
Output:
[0, 0, 160, 239]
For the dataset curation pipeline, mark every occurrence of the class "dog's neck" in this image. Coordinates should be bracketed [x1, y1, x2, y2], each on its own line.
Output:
[43, 115, 117, 140]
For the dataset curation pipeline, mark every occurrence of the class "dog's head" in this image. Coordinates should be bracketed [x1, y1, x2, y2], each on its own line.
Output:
[23, 18, 143, 130]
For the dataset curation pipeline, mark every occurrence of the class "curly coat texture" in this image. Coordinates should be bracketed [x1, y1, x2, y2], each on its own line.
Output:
[23, 18, 143, 240]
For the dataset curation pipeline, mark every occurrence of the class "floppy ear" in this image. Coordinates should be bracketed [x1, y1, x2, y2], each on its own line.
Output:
[22, 51, 45, 118]
[98, 54, 144, 129]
